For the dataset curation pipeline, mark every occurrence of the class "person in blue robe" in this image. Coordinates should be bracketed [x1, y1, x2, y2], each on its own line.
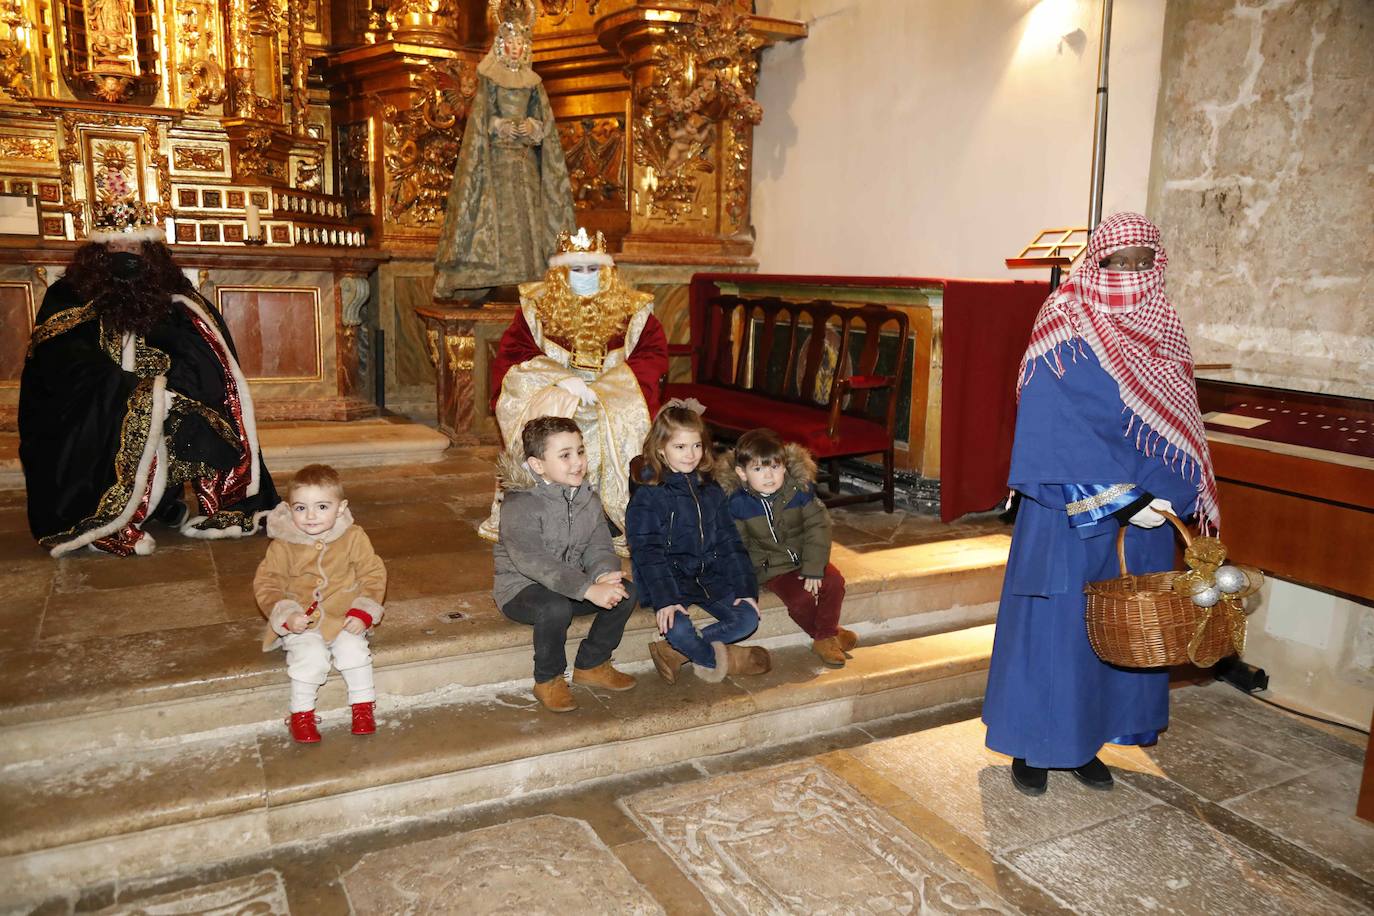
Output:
[982, 212, 1220, 796]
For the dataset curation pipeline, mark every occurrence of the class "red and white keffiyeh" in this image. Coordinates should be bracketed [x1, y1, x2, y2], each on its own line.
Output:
[1018, 212, 1220, 532]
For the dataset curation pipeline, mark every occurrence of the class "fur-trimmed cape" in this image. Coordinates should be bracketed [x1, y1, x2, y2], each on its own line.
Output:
[19, 278, 278, 557]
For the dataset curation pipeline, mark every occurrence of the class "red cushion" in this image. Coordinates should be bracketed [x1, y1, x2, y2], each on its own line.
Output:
[664, 383, 891, 458]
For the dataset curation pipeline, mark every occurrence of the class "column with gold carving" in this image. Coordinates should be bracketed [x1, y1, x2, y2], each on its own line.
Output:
[596, 0, 804, 267]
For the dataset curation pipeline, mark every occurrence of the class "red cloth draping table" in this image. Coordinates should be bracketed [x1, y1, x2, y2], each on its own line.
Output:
[939, 279, 1049, 522]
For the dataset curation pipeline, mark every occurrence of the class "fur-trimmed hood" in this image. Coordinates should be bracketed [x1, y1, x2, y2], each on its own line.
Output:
[713, 442, 818, 496]
[497, 450, 539, 492]
[264, 500, 355, 545]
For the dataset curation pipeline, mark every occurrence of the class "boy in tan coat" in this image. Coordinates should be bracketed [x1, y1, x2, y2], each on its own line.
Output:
[255, 464, 386, 743]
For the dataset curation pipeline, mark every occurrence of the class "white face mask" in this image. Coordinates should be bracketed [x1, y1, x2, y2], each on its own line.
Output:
[568, 268, 600, 297]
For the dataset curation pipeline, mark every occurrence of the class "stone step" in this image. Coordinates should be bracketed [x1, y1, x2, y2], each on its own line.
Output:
[0, 535, 1009, 768]
[0, 416, 451, 490]
[0, 624, 996, 907]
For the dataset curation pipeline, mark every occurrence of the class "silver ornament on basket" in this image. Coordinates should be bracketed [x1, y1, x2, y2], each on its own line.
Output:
[1191, 586, 1222, 608]
[1214, 565, 1247, 594]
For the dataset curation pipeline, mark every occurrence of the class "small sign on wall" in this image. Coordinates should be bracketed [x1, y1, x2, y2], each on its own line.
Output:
[0, 193, 40, 236]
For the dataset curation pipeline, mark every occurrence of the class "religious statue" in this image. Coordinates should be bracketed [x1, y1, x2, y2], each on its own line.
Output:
[19, 204, 278, 557]
[87, 0, 135, 60]
[481, 228, 668, 548]
[432, 0, 575, 301]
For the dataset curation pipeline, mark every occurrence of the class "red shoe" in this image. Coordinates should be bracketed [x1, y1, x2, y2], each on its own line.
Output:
[351, 701, 376, 736]
[288, 710, 321, 743]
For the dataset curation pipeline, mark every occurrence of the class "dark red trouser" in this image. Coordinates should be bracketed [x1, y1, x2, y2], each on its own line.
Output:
[765, 563, 846, 639]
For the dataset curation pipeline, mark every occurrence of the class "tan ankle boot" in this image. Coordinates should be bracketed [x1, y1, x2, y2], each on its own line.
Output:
[811, 636, 846, 668]
[724, 642, 772, 676]
[532, 676, 577, 713]
[649, 640, 688, 685]
[572, 660, 637, 691]
[837, 627, 858, 652]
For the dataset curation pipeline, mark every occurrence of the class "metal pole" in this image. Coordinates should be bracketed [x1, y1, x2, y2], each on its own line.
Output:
[1088, 0, 1114, 231]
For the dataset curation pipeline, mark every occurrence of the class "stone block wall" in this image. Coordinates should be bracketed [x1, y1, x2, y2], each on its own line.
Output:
[1148, 0, 1372, 387]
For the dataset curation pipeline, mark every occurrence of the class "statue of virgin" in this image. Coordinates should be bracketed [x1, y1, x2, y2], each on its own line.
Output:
[433, 0, 575, 301]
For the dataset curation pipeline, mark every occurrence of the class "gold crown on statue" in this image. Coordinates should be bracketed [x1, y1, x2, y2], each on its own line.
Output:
[549, 227, 614, 269]
[89, 200, 165, 244]
[489, 0, 537, 69]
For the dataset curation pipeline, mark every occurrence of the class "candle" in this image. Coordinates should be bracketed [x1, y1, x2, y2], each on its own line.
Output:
[245, 200, 260, 238]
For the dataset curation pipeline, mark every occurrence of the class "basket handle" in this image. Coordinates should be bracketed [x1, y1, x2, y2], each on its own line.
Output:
[1115, 510, 1193, 577]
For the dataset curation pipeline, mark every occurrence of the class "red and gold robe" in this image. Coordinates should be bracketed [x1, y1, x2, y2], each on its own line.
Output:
[482, 266, 667, 541]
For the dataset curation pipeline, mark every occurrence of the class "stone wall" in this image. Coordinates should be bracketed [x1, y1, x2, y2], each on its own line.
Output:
[1148, 0, 1373, 388]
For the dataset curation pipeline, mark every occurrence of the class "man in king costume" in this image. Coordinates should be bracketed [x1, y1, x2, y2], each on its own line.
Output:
[481, 228, 668, 543]
[19, 203, 278, 557]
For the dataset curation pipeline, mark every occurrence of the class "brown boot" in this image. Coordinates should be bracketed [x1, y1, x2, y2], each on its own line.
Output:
[724, 642, 772, 676]
[572, 660, 637, 692]
[532, 676, 578, 713]
[811, 636, 846, 668]
[649, 640, 688, 685]
[837, 627, 858, 652]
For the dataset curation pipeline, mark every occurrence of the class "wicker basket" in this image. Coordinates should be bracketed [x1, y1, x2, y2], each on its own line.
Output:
[1084, 513, 1235, 668]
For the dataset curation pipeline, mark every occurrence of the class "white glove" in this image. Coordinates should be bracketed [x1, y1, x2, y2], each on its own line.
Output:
[1128, 498, 1175, 529]
[557, 377, 598, 406]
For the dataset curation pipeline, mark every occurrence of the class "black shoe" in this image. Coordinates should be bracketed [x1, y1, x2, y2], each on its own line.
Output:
[1011, 758, 1047, 796]
[1071, 756, 1114, 790]
[152, 496, 189, 528]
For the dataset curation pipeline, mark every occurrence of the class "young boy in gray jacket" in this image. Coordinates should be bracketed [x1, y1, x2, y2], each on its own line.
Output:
[493, 416, 638, 712]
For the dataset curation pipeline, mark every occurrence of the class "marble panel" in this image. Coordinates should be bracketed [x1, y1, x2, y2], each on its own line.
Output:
[850, 717, 1156, 855]
[621, 760, 1014, 915]
[1006, 804, 1361, 916]
[1225, 759, 1374, 884]
[217, 287, 321, 380]
[339, 815, 663, 914]
[392, 273, 438, 390]
[92, 871, 289, 915]
[0, 282, 32, 384]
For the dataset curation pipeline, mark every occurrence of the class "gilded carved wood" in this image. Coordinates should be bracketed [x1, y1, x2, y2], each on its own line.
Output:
[0, 0, 802, 258]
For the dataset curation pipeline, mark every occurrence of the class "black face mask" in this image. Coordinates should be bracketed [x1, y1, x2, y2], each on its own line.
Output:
[111, 251, 146, 281]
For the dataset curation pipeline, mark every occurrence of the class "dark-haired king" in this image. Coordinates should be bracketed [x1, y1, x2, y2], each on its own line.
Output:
[18, 203, 278, 557]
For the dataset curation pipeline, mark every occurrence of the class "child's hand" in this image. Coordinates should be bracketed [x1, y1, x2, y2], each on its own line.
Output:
[343, 617, 367, 636]
[734, 596, 760, 614]
[285, 612, 310, 634]
[656, 604, 686, 635]
[586, 581, 629, 609]
[804, 577, 822, 597]
[594, 571, 623, 585]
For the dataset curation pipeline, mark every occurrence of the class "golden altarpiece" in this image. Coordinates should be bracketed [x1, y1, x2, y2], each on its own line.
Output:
[0, 0, 804, 434]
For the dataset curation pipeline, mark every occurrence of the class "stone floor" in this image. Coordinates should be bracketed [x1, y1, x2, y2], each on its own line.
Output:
[26, 684, 1370, 915]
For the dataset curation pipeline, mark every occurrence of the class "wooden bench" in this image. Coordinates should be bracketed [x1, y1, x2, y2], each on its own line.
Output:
[663, 293, 909, 511]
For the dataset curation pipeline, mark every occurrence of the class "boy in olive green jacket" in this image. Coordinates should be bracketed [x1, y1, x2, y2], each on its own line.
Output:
[715, 428, 856, 667]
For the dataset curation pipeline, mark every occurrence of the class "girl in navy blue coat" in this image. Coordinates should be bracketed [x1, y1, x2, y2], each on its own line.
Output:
[626, 402, 772, 684]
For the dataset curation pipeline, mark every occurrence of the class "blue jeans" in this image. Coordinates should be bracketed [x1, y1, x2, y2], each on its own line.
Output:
[665, 597, 759, 668]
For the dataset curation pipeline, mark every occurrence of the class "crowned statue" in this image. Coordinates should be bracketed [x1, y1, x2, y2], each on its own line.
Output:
[432, 0, 575, 300]
[481, 228, 669, 546]
[19, 203, 278, 557]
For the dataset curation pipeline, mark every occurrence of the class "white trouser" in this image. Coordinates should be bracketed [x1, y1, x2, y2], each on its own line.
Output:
[282, 628, 375, 713]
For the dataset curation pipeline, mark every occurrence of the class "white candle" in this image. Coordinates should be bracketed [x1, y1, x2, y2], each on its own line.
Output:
[245, 200, 260, 238]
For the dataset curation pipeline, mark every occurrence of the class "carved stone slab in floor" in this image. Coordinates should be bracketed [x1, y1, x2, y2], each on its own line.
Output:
[338, 814, 663, 915]
[620, 760, 1016, 915]
[92, 871, 289, 915]
[1005, 805, 1362, 915]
